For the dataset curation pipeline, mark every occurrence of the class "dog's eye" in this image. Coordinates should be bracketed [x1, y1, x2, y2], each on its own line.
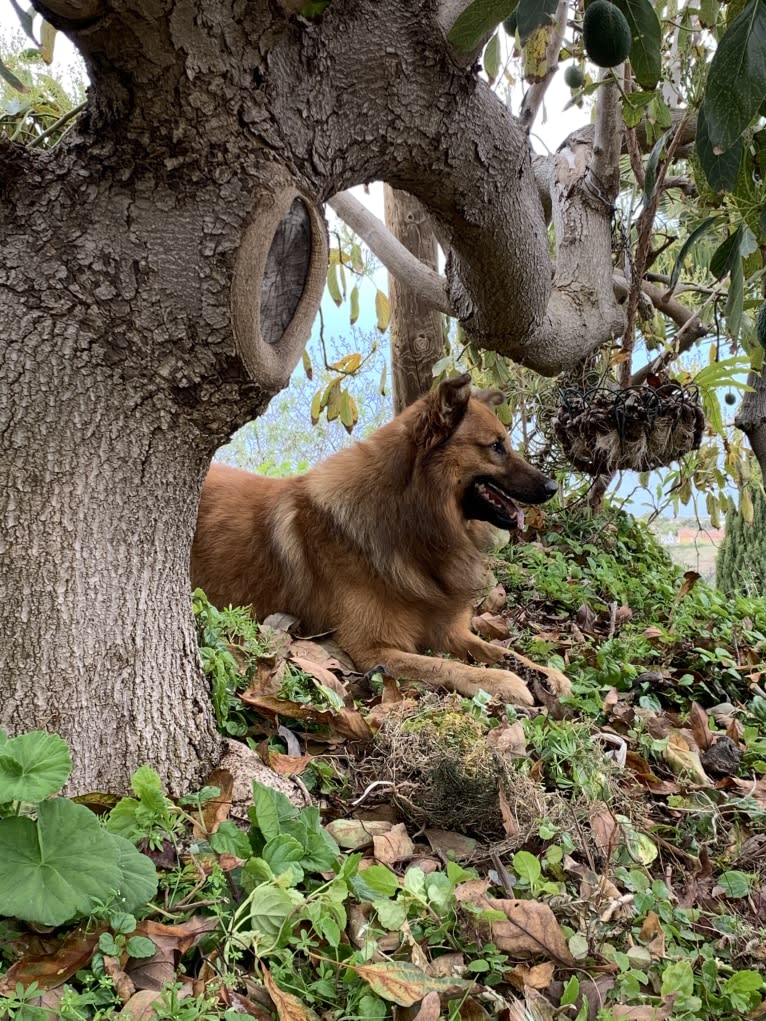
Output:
[491, 438, 505, 455]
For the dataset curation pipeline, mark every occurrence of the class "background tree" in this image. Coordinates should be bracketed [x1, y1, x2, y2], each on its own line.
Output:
[716, 483, 766, 597]
[2, 0, 766, 795]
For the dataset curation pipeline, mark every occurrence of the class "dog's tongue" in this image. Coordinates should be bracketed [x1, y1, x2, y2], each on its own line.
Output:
[479, 482, 525, 528]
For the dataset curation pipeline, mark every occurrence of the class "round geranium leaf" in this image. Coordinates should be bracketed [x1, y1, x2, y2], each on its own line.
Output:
[0, 731, 72, 803]
[0, 799, 120, 926]
[108, 833, 159, 913]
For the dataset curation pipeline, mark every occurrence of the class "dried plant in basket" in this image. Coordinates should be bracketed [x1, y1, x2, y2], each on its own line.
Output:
[553, 383, 705, 476]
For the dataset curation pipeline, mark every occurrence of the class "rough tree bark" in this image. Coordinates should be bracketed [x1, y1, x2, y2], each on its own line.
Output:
[736, 366, 766, 482]
[383, 186, 443, 413]
[1, 0, 622, 794]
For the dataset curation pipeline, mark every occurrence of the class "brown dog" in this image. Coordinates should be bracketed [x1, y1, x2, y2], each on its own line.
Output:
[191, 374, 570, 706]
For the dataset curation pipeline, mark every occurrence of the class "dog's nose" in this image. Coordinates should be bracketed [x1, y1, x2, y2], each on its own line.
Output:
[544, 478, 558, 497]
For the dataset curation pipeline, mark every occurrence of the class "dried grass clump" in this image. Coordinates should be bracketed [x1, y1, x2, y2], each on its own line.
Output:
[365, 695, 546, 842]
[553, 383, 704, 475]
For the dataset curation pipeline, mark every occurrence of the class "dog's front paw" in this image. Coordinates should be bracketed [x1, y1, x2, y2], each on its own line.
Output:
[542, 666, 572, 698]
[480, 668, 534, 707]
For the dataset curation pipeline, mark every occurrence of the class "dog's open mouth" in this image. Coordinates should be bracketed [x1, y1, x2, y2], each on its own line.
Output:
[464, 479, 526, 530]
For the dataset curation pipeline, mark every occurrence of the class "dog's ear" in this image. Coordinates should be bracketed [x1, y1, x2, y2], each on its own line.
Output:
[414, 373, 472, 447]
[472, 388, 505, 408]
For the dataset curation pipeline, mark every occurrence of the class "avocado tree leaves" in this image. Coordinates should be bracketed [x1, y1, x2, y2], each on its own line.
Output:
[703, 0, 766, 152]
[516, 0, 559, 45]
[695, 107, 744, 193]
[611, 0, 662, 88]
[448, 0, 517, 52]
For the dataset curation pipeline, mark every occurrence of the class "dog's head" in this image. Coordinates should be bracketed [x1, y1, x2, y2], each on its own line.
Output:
[414, 373, 558, 530]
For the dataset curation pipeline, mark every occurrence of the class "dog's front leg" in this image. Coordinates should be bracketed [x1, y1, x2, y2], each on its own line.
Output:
[448, 626, 572, 699]
[364, 647, 534, 706]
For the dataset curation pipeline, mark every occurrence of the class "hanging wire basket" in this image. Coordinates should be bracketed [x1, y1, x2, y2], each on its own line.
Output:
[552, 382, 705, 476]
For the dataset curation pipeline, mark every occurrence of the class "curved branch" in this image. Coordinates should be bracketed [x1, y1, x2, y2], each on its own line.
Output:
[328, 191, 451, 314]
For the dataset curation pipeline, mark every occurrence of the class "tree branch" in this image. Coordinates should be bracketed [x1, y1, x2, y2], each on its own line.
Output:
[328, 191, 452, 314]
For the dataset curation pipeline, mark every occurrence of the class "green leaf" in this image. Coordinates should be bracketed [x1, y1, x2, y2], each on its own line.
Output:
[710, 225, 744, 280]
[723, 970, 764, 1011]
[0, 800, 121, 926]
[210, 819, 253, 858]
[612, 0, 662, 88]
[717, 869, 752, 897]
[353, 863, 399, 898]
[130, 765, 166, 812]
[0, 58, 29, 93]
[374, 898, 408, 931]
[448, 0, 517, 52]
[560, 976, 580, 1006]
[621, 89, 655, 128]
[484, 31, 501, 81]
[98, 933, 121, 956]
[247, 884, 303, 938]
[349, 284, 360, 326]
[696, 106, 743, 192]
[516, 0, 558, 44]
[282, 807, 339, 872]
[725, 253, 744, 339]
[109, 833, 159, 913]
[703, 0, 766, 152]
[0, 731, 72, 803]
[512, 849, 542, 886]
[249, 781, 299, 842]
[109, 911, 137, 934]
[125, 935, 156, 959]
[642, 128, 669, 204]
[660, 960, 694, 998]
[667, 215, 723, 294]
[262, 833, 305, 883]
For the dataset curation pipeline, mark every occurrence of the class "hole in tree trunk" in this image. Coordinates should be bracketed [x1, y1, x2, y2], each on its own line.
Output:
[260, 198, 312, 346]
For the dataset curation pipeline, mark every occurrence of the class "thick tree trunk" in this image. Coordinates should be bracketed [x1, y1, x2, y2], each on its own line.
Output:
[0, 390, 218, 794]
[383, 186, 444, 413]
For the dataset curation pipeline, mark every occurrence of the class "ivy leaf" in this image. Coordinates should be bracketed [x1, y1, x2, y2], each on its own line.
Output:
[448, 0, 517, 52]
[695, 106, 743, 192]
[612, 0, 662, 88]
[703, 0, 766, 152]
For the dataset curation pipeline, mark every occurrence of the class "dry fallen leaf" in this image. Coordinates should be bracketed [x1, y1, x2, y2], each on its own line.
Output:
[350, 961, 466, 1007]
[590, 803, 622, 860]
[0, 925, 104, 994]
[262, 965, 321, 1021]
[412, 990, 441, 1021]
[507, 960, 556, 990]
[472, 896, 576, 965]
[486, 720, 527, 758]
[373, 823, 415, 865]
[663, 730, 712, 785]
